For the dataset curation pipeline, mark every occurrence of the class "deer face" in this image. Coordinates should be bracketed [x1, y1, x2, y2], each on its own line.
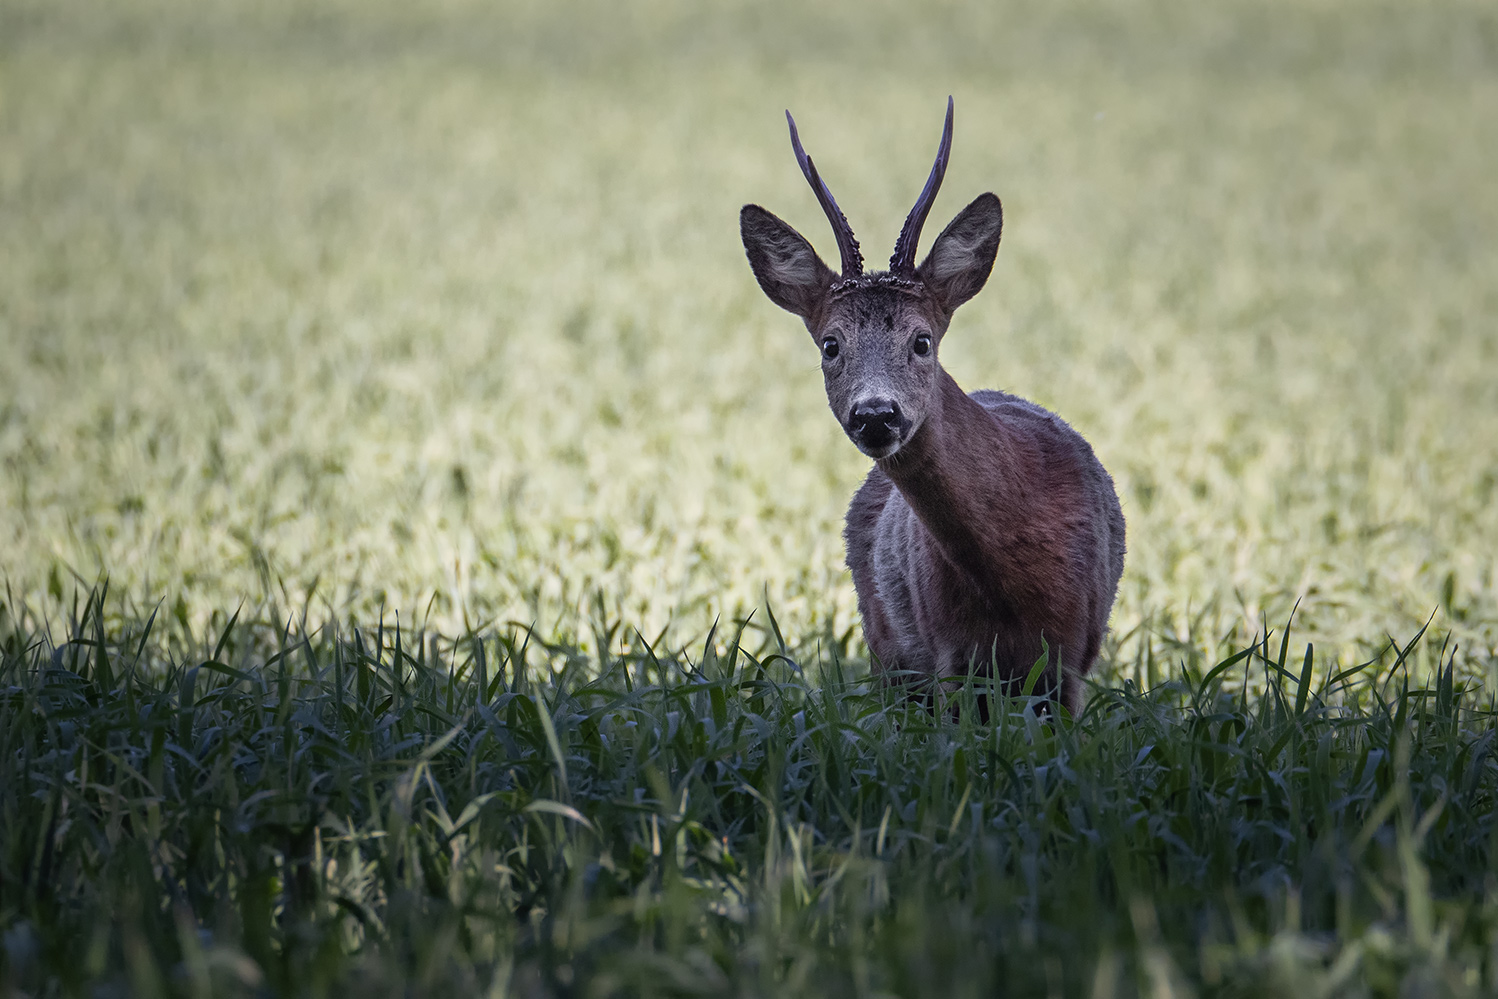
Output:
[740, 99, 1003, 460]
[812, 287, 944, 458]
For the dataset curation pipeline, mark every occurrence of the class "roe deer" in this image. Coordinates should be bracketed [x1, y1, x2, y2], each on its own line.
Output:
[740, 98, 1125, 714]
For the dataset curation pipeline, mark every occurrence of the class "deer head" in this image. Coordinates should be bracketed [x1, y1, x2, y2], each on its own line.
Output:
[741, 98, 1004, 459]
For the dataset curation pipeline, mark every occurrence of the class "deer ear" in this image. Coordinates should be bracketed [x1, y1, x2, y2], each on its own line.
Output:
[917, 193, 1003, 313]
[741, 204, 835, 322]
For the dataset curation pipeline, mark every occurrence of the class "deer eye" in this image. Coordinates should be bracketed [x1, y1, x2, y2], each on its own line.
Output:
[821, 337, 840, 360]
[913, 334, 932, 357]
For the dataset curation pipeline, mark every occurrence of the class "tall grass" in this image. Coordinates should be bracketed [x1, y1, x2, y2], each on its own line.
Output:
[3, 591, 1495, 996]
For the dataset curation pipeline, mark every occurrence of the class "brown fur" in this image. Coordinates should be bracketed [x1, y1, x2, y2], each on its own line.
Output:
[741, 107, 1125, 715]
[846, 379, 1125, 711]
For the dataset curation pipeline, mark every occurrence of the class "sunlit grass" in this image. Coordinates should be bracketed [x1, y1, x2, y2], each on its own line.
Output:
[1, 0, 1495, 672]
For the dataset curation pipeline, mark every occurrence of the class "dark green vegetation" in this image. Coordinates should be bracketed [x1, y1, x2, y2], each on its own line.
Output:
[2, 593, 1494, 997]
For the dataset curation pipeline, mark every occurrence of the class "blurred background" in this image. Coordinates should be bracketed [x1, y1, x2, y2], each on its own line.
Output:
[1, 0, 1495, 673]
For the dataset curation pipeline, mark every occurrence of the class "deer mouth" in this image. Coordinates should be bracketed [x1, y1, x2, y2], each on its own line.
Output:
[859, 438, 904, 460]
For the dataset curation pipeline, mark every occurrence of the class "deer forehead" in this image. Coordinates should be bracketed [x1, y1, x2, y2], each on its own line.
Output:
[821, 287, 939, 342]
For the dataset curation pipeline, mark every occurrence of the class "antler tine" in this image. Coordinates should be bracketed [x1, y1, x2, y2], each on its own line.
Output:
[786, 110, 864, 278]
[890, 96, 954, 275]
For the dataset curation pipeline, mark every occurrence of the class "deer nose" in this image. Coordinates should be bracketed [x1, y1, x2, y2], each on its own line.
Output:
[849, 399, 902, 439]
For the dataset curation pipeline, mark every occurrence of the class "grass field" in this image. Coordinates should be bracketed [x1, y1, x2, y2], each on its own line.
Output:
[3, 601, 1496, 997]
[2, 0, 1498, 994]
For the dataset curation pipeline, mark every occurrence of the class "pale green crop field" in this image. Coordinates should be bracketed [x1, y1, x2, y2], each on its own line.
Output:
[2, 0, 1496, 677]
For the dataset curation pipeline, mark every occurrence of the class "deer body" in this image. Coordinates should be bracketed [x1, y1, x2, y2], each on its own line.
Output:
[741, 100, 1124, 712]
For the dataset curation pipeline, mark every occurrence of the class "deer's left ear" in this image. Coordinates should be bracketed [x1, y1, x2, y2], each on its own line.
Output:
[918, 193, 1003, 313]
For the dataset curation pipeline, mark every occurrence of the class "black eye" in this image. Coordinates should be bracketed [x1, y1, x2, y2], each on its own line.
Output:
[913, 334, 932, 356]
[821, 337, 840, 360]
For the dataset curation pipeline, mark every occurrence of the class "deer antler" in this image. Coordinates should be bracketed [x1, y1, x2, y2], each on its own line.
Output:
[786, 110, 864, 279]
[890, 96, 954, 275]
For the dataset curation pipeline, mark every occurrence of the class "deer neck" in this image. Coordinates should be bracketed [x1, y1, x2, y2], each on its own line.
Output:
[875, 369, 1032, 593]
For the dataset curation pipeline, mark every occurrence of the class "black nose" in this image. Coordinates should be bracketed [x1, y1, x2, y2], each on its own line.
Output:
[849, 399, 902, 444]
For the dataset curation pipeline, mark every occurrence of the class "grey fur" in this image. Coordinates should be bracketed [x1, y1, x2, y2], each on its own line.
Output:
[740, 106, 1125, 715]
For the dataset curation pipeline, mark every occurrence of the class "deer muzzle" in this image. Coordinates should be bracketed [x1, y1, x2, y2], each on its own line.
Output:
[848, 398, 909, 456]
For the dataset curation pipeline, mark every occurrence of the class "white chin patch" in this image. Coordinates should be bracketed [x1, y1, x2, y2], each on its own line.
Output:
[859, 440, 903, 460]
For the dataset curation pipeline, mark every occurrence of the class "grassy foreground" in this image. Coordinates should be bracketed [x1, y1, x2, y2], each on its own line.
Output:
[2, 594, 1496, 997]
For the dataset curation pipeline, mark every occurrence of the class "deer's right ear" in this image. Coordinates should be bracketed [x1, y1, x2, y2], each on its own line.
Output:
[741, 204, 835, 322]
